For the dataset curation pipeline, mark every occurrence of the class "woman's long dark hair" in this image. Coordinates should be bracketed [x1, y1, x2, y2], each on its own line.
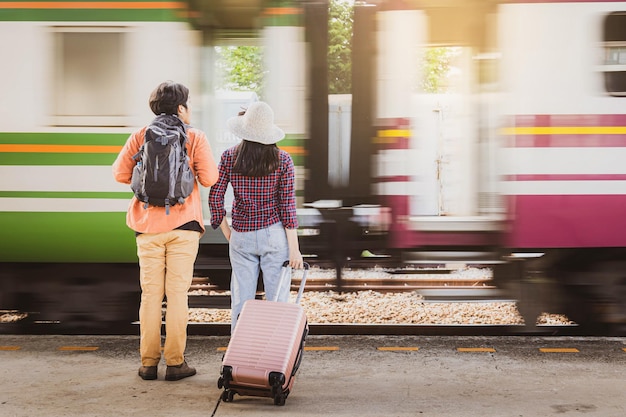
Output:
[233, 140, 280, 177]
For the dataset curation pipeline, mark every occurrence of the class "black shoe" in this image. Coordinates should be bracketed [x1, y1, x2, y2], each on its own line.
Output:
[165, 360, 196, 381]
[138, 366, 158, 380]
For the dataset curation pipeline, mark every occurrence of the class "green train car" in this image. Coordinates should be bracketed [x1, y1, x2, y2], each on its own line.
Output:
[0, 1, 312, 332]
[0, 1, 203, 331]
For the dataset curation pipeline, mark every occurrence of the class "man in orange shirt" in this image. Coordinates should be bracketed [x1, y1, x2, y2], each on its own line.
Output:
[113, 81, 218, 381]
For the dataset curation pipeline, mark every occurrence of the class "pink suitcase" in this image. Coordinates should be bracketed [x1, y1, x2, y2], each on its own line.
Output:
[218, 261, 309, 406]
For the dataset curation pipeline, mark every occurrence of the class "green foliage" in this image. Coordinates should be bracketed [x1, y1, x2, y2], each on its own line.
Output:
[327, 1, 458, 95]
[421, 47, 462, 93]
[213, 1, 457, 96]
[214, 46, 265, 94]
[328, 0, 353, 94]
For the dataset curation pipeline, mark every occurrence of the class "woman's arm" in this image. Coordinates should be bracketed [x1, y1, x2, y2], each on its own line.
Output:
[285, 227, 303, 269]
[209, 150, 232, 230]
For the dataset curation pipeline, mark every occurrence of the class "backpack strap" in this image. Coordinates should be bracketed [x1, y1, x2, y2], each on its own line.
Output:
[132, 145, 143, 162]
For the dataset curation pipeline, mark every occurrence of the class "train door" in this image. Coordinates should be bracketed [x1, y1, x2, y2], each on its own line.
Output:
[372, 1, 503, 250]
[412, 47, 477, 217]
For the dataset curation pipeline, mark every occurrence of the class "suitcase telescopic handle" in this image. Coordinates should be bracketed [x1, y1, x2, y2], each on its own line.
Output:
[281, 260, 310, 270]
[278, 261, 310, 304]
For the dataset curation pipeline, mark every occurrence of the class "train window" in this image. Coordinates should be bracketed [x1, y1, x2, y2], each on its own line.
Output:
[51, 27, 129, 126]
[421, 47, 464, 94]
[603, 13, 626, 97]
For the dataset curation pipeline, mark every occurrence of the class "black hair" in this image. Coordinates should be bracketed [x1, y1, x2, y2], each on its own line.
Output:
[148, 81, 189, 115]
[233, 140, 280, 177]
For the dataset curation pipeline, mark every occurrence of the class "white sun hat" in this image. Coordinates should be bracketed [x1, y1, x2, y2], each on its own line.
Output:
[227, 101, 285, 145]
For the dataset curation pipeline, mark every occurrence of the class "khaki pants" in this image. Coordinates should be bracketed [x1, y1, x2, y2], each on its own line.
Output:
[136, 230, 199, 366]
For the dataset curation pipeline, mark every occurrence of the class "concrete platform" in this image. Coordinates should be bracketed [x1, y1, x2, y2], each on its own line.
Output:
[1, 335, 625, 416]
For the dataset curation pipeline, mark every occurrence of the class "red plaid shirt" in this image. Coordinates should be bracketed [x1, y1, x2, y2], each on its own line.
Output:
[209, 146, 299, 232]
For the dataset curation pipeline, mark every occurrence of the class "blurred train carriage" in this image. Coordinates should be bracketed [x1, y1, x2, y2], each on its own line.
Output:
[0, 1, 201, 331]
[0, 0, 625, 333]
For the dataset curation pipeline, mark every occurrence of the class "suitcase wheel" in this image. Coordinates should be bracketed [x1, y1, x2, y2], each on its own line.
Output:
[221, 390, 235, 402]
[273, 393, 286, 406]
[220, 366, 233, 389]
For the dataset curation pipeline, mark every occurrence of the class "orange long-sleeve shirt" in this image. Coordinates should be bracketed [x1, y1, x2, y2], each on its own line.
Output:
[112, 126, 218, 234]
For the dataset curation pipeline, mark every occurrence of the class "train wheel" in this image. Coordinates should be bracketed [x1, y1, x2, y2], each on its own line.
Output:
[559, 260, 626, 334]
[515, 278, 545, 329]
[560, 284, 595, 329]
[594, 261, 626, 334]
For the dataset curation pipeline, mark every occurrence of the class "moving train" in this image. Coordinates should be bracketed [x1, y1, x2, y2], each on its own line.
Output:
[1, 0, 625, 334]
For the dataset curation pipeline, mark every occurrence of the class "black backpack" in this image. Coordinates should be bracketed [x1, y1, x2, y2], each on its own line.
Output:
[130, 114, 195, 214]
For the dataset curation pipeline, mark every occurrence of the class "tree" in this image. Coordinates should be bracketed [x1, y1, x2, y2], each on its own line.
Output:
[328, 0, 353, 94]
[214, 0, 354, 95]
[328, 1, 459, 95]
[214, 46, 264, 94]
[214, 1, 455, 95]
[421, 47, 462, 93]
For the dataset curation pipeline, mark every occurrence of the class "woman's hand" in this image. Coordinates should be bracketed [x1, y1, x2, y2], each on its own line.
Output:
[289, 248, 304, 270]
[219, 218, 231, 242]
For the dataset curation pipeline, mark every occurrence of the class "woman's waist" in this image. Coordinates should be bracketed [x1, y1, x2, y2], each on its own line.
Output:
[231, 216, 281, 232]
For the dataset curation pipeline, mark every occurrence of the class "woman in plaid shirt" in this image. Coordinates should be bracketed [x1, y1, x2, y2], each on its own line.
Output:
[209, 101, 304, 332]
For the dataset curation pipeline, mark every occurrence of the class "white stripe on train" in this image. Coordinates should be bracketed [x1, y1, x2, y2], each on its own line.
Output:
[0, 197, 129, 212]
[0, 166, 127, 192]
[374, 180, 626, 196]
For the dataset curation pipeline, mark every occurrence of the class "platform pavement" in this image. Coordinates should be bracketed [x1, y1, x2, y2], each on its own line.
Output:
[1, 334, 625, 416]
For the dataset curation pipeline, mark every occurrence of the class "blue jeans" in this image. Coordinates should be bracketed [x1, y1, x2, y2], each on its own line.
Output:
[229, 222, 290, 333]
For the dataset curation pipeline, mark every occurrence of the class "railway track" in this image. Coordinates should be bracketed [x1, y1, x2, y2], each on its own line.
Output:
[188, 265, 501, 309]
[1, 265, 591, 336]
[190, 274, 493, 292]
[181, 265, 590, 335]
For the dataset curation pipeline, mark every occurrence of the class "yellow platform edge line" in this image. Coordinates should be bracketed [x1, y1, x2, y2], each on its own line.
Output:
[457, 347, 496, 352]
[377, 347, 420, 351]
[58, 346, 99, 351]
[0, 346, 21, 351]
[217, 347, 227, 352]
[539, 348, 579, 353]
